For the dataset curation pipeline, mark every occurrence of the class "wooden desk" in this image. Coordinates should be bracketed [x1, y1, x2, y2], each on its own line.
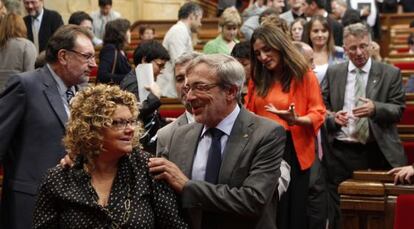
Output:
[339, 171, 414, 229]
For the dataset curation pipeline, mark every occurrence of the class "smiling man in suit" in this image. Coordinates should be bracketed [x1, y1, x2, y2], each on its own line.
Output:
[321, 23, 407, 228]
[0, 25, 96, 229]
[149, 54, 285, 229]
[22, 0, 64, 53]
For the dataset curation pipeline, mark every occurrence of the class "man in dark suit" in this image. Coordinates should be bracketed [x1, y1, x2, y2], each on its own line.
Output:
[22, 0, 64, 53]
[304, 0, 344, 46]
[321, 23, 407, 228]
[0, 25, 96, 229]
[149, 54, 286, 229]
[330, 0, 362, 27]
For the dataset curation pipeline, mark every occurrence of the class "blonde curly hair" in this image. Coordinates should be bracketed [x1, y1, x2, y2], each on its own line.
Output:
[63, 84, 142, 169]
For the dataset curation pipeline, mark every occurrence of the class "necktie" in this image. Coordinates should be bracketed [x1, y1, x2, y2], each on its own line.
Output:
[204, 128, 225, 184]
[354, 69, 369, 143]
[31, 16, 39, 52]
[66, 87, 75, 104]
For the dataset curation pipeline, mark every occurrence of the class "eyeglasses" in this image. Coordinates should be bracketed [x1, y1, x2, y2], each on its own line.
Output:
[111, 119, 138, 130]
[347, 44, 370, 53]
[182, 83, 220, 94]
[66, 49, 96, 64]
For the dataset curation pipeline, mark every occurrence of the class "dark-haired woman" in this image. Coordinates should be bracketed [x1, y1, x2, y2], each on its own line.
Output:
[120, 40, 170, 154]
[97, 18, 131, 84]
[246, 24, 326, 229]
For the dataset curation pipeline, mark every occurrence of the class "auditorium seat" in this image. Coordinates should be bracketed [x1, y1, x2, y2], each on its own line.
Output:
[394, 62, 414, 70]
[394, 194, 414, 229]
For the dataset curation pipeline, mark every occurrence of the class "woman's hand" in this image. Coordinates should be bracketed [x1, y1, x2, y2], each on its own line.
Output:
[265, 103, 297, 126]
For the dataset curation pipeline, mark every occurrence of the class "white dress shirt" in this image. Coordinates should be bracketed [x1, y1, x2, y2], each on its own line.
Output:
[191, 105, 240, 181]
[31, 8, 44, 52]
[336, 58, 372, 142]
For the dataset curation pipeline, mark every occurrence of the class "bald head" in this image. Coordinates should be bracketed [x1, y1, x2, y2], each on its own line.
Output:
[293, 41, 314, 69]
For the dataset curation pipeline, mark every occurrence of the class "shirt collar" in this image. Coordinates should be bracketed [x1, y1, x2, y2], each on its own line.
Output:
[201, 105, 240, 137]
[178, 20, 191, 36]
[33, 7, 44, 21]
[47, 64, 70, 96]
[348, 58, 372, 73]
[185, 110, 194, 124]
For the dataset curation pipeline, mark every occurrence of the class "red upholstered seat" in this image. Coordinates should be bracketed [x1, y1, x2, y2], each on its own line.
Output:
[394, 194, 414, 229]
[394, 62, 414, 70]
[397, 48, 410, 53]
[403, 142, 414, 164]
[159, 109, 185, 119]
[400, 105, 414, 125]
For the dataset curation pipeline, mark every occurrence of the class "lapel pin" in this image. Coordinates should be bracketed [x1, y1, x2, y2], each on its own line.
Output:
[243, 134, 248, 138]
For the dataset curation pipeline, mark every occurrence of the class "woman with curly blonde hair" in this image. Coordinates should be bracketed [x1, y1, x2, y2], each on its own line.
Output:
[33, 84, 188, 228]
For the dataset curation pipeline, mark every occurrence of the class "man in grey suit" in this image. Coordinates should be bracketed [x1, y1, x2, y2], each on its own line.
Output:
[156, 52, 201, 154]
[0, 25, 96, 229]
[321, 23, 407, 228]
[149, 54, 286, 229]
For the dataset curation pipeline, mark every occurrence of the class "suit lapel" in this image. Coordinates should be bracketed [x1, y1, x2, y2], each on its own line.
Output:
[334, 63, 348, 110]
[366, 61, 382, 99]
[41, 66, 68, 128]
[219, 108, 251, 184]
[176, 123, 203, 177]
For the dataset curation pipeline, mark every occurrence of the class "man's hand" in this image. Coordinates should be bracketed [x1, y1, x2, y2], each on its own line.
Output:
[352, 97, 375, 118]
[334, 110, 349, 127]
[148, 157, 189, 193]
[59, 154, 75, 168]
[388, 165, 414, 185]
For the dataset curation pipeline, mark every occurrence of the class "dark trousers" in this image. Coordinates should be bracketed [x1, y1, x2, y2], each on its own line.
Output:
[323, 140, 391, 229]
[308, 153, 328, 229]
[277, 133, 310, 229]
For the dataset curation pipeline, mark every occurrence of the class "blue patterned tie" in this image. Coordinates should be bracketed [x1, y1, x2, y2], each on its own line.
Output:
[66, 87, 74, 104]
[204, 128, 225, 184]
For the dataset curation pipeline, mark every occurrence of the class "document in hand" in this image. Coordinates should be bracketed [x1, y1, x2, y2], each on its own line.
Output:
[135, 63, 154, 101]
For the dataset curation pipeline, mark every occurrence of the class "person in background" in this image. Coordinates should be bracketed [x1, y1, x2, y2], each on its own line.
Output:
[247, 24, 326, 229]
[22, 0, 64, 53]
[403, 33, 414, 93]
[290, 18, 307, 41]
[139, 24, 155, 42]
[302, 15, 345, 84]
[330, 0, 361, 27]
[0, 0, 7, 19]
[240, 2, 282, 40]
[369, 41, 382, 62]
[231, 41, 251, 99]
[303, 0, 343, 46]
[280, 0, 306, 24]
[242, 0, 267, 22]
[158, 2, 203, 97]
[156, 52, 202, 156]
[203, 7, 241, 55]
[91, 0, 121, 40]
[120, 40, 170, 154]
[33, 84, 188, 228]
[0, 13, 37, 90]
[97, 18, 131, 84]
[0, 24, 96, 229]
[68, 11, 103, 46]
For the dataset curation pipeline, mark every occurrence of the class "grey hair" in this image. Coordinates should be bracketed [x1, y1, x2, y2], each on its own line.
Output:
[186, 54, 245, 101]
[174, 51, 202, 67]
[332, 0, 347, 7]
[343, 23, 371, 41]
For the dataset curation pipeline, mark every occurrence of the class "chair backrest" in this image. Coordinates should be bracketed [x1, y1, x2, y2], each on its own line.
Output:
[394, 194, 414, 229]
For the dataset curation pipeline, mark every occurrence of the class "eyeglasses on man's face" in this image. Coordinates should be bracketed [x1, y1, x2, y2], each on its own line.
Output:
[347, 43, 370, 53]
[66, 49, 96, 64]
[182, 82, 220, 94]
[111, 119, 138, 130]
